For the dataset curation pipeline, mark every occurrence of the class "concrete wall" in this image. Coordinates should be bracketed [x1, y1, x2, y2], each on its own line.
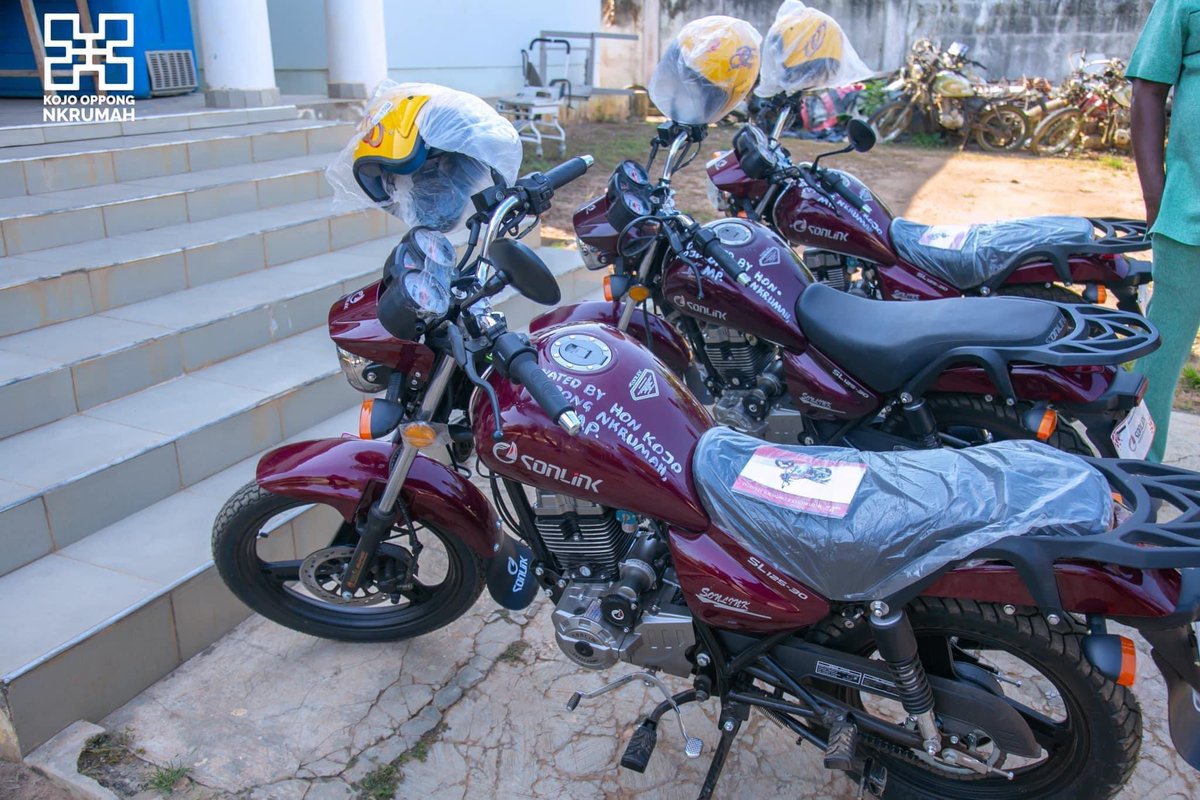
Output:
[633, 0, 1154, 81]
[262, 0, 602, 97]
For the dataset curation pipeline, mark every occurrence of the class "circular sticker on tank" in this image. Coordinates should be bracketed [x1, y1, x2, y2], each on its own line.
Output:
[549, 334, 614, 373]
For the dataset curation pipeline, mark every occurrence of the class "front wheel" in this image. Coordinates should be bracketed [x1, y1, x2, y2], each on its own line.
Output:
[1031, 108, 1083, 157]
[975, 104, 1030, 152]
[871, 101, 915, 143]
[212, 482, 486, 642]
[810, 598, 1141, 800]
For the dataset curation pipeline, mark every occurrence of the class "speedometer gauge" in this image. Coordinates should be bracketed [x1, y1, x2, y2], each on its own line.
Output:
[403, 269, 450, 319]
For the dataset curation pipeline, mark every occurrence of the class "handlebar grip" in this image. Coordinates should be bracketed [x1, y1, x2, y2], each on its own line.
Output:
[508, 350, 578, 433]
[700, 236, 752, 286]
[830, 177, 866, 212]
[542, 155, 594, 191]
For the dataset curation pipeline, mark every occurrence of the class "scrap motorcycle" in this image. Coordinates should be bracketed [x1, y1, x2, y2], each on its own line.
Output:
[706, 104, 1153, 312]
[563, 121, 1157, 455]
[209, 154, 1200, 800]
[869, 40, 1028, 152]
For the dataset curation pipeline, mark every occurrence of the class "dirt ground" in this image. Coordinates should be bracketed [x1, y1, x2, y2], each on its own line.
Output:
[522, 120, 1200, 411]
[0, 761, 70, 800]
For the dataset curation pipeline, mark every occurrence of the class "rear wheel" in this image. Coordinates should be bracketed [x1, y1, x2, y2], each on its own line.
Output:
[809, 599, 1141, 800]
[890, 393, 1094, 455]
[1031, 109, 1083, 156]
[871, 101, 915, 143]
[975, 104, 1029, 152]
[212, 482, 485, 642]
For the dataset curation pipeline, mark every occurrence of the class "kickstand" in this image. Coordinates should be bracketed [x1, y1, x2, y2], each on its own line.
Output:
[696, 703, 748, 800]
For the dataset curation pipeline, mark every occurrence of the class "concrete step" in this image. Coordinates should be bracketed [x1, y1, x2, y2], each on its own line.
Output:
[0, 105, 300, 149]
[0, 326, 361, 577]
[0, 222, 399, 438]
[0, 119, 354, 198]
[0, 197, 395, 338]
[0, 152, 337, 259]
[0, 249, 598, 760]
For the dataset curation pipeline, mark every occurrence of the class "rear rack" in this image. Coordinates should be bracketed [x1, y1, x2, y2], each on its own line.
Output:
[898, 457, 1200, 620]
[903, 301, 1159, 400]
[982, 217, 1151, 293]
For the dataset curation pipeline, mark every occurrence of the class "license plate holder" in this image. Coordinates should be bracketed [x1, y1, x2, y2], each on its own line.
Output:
[1112, 402, 1155, 459]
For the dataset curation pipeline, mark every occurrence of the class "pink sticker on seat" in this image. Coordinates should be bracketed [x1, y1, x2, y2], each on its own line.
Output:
[732, 445, 867, 518]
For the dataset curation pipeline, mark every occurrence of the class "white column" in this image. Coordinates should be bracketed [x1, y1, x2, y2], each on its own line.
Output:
[325, 0, 388, 99]
[194, 0, 280, 107]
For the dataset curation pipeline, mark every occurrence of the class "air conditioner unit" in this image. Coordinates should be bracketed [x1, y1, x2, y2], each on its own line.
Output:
[146, 50, 197, 96]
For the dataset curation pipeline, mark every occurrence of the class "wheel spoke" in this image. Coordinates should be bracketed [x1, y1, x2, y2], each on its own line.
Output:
[260, 559, 303, 583]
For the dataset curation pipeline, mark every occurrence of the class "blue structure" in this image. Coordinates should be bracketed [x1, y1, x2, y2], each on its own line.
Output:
[0, 0, 196, 99]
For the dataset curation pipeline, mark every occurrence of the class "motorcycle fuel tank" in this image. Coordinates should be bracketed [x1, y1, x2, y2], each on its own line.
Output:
[472, 322, 713, 531]
[772, 170, 897, 265]
[662, 218, 811, 352]
[934, 70, 975, 98]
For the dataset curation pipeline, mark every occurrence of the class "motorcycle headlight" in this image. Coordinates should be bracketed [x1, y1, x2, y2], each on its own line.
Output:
[575, 235, 610, 270]
[336, 347, 389, 392]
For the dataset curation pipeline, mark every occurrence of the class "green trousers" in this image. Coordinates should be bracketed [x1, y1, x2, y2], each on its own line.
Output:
[1134, 234, 1200, 462]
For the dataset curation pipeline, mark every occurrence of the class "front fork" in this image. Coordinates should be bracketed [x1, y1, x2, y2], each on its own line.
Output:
[340, 356, 458, 594]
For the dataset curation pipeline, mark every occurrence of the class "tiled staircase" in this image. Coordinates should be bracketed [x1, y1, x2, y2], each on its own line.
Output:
[0, 106, 595, 760]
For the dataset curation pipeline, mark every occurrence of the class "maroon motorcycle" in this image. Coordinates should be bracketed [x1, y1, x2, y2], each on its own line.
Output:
[211, 154, 1200, 800]
[705, 103, 1153, 312]
[556, 122, 1157, 457]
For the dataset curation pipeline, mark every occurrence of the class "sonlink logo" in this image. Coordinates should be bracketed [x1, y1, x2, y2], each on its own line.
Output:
[791, 217, 849, 243]
[507, 554, 529, 593]
[672, 295, 728, 321]
[491, 440, 603, 493]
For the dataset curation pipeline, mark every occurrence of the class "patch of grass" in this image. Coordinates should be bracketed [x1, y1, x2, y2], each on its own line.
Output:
[908, 132, 946, 149]
[79, 730, 136, 769]
[1100, 154, 1129, 171]
[521, 120, 658, 174]
[355, 722, 448, 798]
[356, 762, 401, 800]
[498, 640, 530, 663]
[1182, 365, 1200, 392]
[148, 763, 190, 796]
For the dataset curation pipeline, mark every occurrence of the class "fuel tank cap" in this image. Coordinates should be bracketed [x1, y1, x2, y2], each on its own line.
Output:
[712, 220, 753, 246]
[549, 333, 613, 373]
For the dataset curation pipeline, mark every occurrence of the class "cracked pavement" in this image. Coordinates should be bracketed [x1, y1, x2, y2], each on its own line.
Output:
[99, 413, 1200, 799]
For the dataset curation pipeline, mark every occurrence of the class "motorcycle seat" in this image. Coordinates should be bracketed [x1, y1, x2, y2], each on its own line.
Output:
[795, 282, 1063, 393]
[890, 216, 1097, 290]
[692, 427, 1112, 602]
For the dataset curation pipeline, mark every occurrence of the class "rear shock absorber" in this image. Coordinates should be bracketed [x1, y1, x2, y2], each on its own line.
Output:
[901, 396, 939, 449]
[868, 601, 940, 754]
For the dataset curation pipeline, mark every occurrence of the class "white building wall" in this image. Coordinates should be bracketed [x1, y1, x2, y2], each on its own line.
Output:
[262, 0, 602, 98]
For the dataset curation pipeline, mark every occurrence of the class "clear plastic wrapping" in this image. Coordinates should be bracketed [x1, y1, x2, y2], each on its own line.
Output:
[326, 80, 522, 231]
[649, 16, 762, 125]
[694, 427, 1113, 601]
[756, 1, 874, 98]
[890, 215, 1098, 290]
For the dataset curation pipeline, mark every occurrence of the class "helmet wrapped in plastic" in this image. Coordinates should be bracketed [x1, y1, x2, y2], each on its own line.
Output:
[756, 1, 874, 97]
[327, 80, 522, 232]
[649, 16, 762, 125]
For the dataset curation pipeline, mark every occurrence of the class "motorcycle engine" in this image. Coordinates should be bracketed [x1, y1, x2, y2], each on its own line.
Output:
[701, 324, 775, 390]
[551, 562, 696, 678]
[532, 491, 637, 578]
[1112, 128, 1132, 149]
[936, 98, 965, 130]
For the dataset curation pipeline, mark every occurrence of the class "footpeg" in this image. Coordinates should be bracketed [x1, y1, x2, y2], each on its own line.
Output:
[823, 718, 859, 771]
[568, 671, 703, 760]
[620, 720, 658, 773]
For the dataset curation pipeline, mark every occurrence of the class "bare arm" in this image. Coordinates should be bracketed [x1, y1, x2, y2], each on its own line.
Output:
[1130, 78, 1171, 227]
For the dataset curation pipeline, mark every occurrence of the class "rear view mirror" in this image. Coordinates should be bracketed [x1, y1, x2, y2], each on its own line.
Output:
[489, 238, 561, 306]
[847, 119, 877, 153]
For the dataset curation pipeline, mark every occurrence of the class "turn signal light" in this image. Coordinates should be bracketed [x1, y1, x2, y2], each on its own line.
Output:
[358, 398, 405, 440]
[1117, 636, 1137, 687]
[359, 399, 375, 439]
[628, 285, 652, 302]
[1036, 408, 1058, 441]
[401, 422, 438, 449]
[603, 275, 614, 302]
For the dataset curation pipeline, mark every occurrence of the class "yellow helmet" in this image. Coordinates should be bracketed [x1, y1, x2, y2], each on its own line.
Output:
[352, 94, 433, 203]
[756, 2, 873, 96]
[649, 16, 761, 125]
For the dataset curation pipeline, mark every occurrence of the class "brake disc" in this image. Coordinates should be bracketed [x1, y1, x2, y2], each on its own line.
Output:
[299, 546, 388, 606]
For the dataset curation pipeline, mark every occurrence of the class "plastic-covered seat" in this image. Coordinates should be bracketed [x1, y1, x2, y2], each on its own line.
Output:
[692, 427, 1112, 601]
[795, 282, 1062, 393]
[890, 216, 1097, 290]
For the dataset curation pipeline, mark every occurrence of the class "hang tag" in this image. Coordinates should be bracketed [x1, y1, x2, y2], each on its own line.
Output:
[732, 446, 866, 518]
[918, 224, 972, 251]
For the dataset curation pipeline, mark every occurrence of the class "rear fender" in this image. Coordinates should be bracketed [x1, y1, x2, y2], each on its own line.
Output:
[256, 438, 501, 559]
[530, 301, 692, 376]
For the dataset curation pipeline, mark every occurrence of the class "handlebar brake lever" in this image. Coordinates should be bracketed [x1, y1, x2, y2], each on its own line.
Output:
[459, 338, 504, 442]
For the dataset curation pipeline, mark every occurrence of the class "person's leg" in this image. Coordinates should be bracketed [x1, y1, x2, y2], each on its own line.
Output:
[1134, 234, 1200, 462]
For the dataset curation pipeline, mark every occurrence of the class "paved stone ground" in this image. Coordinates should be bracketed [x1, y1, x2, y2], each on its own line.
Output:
[94, 413, 1200, 800]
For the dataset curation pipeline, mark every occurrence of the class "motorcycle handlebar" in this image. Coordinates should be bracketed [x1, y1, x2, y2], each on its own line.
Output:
[828, 174, 867, 212]
[693, 226, 752, 285]
[492, 331, 580, 435]
[542, 155, 594, 191]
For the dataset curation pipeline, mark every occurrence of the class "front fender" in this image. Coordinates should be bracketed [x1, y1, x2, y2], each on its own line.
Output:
[256, 438, 501, 559]
[531, 301, 692, 376]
